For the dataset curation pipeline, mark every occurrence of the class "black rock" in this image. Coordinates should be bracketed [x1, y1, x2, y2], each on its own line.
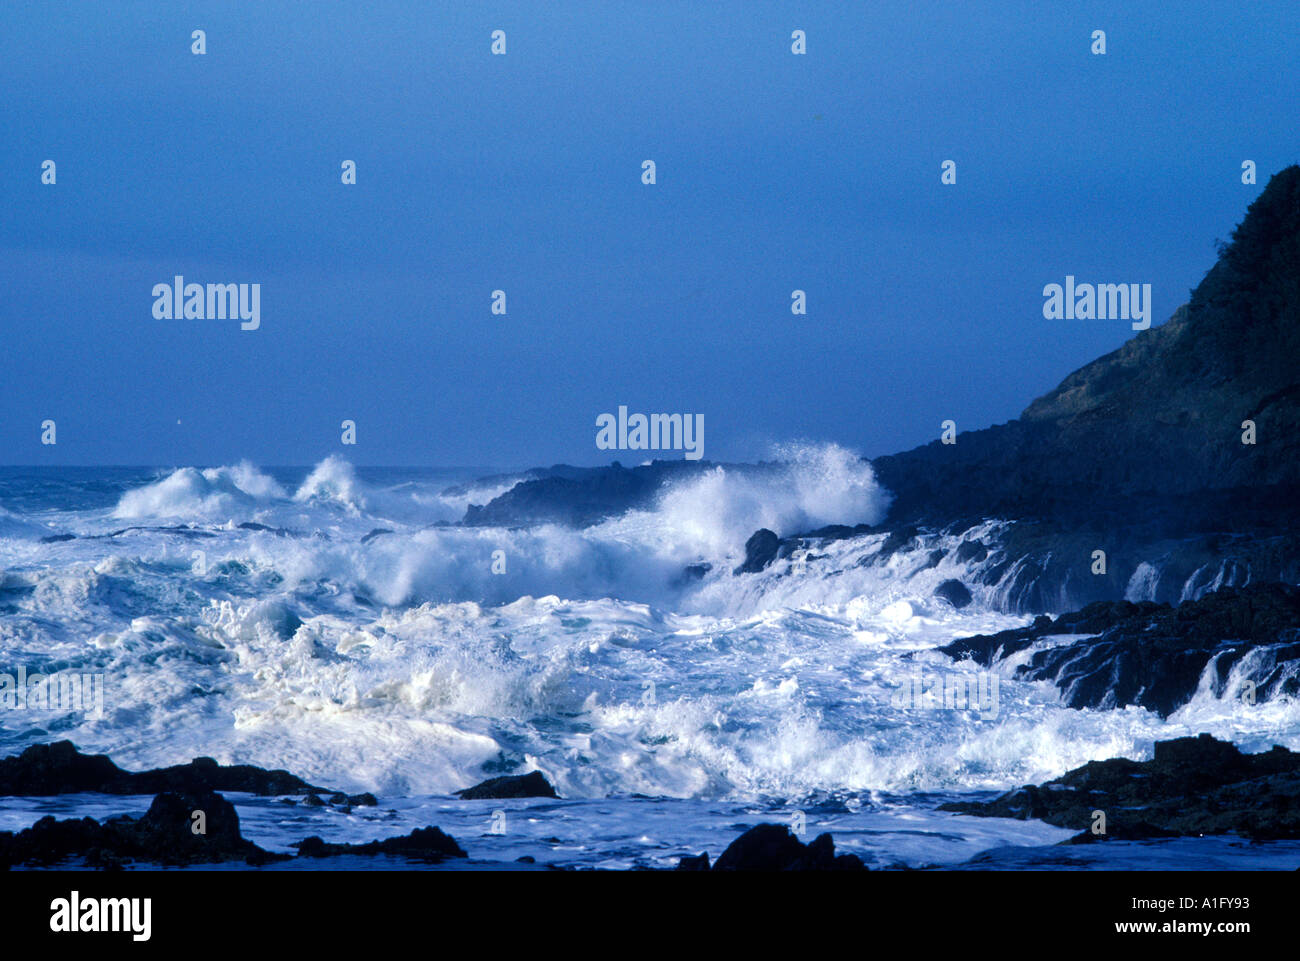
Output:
[921, 549, 948, 570]
[934, 579, 973, 609]
[711, 824, 866, 871]
[877, 526, 918, 561]
[0, 741, 329, 798]
[940, 733, 1300, 840]
[455, 770, 559, 800]
[0, 741, 122, 795]
[939, 583, 1300, 717]
[0, 789, 285, 869]
[676, 851, 711, 871]
[294, 826, 466, 863]
[859, 169, 1300, 611]
[734, 529, 780, 575]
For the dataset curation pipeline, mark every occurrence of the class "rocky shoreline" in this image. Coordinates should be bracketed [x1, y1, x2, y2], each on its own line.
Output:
[444, 168, 1300, 619]
[3, 736, 1299, 870]
[940, 734, 1300, 843]
[937, 582, 1300, 717]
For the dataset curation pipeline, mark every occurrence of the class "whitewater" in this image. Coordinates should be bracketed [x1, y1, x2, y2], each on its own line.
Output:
[2, 446, 1298, 868]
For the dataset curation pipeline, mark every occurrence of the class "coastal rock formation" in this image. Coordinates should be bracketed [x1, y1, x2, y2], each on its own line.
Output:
[0, 789, 284, 869]
[934, 578, 973, 609]
[938, 583, 1300, 717]
[734, 528, 780, 574]
[455, 770, 559, 800]
[451, 168, 1300, 616]
[694, 823, 867, 871]
[0, 741, 327, 797]
[940, 734, 1300, 841]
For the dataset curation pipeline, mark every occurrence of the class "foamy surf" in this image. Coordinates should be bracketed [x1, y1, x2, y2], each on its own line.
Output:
[2, 454, 1297, 817]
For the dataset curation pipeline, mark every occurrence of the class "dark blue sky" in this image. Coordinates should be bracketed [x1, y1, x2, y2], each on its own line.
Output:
[3, 1, 1296, 467]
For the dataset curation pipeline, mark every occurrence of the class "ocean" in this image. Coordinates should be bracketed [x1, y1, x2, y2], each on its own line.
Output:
[2, 450, 1298, 869]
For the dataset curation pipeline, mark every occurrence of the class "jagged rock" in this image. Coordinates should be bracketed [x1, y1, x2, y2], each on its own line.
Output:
[934, 579, 973, 608]
[734, 529, 780, 575]
[939, 583, 1300, 717]
[0, 741, 328, 798]
[711, 824, 866, 871]
[676, 851, 710, 870]
[877, 526, 918, 561]
[0, 790, 284, 869]
[455, 770, 558, 800]
[940, 734, 1300, 841]
[871, 167, 1300, 541]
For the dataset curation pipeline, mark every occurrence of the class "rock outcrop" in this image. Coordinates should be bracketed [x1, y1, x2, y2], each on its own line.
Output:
[455, 770, 559, 800]
[688, 823, 867, 871]
[0, 741, 328, 798]
[939, 582, 1300, 717]
[0, 790, 285, 869]
[940, 734, 1300, 841]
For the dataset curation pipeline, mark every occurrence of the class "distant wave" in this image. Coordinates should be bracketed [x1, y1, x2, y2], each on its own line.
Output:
[113, 462, 284, 520]
[638, 441, 891, 557]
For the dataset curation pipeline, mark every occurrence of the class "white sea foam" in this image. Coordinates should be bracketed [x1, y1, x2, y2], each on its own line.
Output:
[1, 453, 1296, 808]
[113, 463, 284, 520]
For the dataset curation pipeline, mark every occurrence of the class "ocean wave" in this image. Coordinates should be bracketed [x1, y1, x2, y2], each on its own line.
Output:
[3, 454, 1296, 801]
[113, 463, 285, 520]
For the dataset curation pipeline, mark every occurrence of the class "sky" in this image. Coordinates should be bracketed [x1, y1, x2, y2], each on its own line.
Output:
[2, 0, 1297, 468]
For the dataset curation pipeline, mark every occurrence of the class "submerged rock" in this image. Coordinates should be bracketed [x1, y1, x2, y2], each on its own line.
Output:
[295, 826, 466, 864]
[674, 562, 712, 586]
[455, 770, 558, 800]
